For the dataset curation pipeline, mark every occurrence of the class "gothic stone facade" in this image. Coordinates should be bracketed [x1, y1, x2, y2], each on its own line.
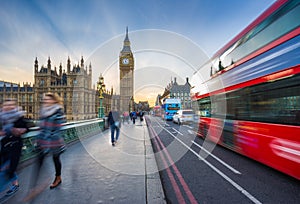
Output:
[1, 29, 137, 119]
[0, 81, 35, 119]
[0, 56, 98, 121]
[159, 77, 192, 109]
[34, 56, 96, 121]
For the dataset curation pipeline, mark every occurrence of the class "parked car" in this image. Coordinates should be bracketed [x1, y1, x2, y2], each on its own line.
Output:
[172, 109, 195, 125]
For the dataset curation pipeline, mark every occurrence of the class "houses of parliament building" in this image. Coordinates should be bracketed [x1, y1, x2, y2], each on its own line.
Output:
[0, 56, 114, 121]
[0, 28, 138, 121]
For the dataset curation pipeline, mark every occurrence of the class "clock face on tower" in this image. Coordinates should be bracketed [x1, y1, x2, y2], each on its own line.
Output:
[122, 58, 129, 65]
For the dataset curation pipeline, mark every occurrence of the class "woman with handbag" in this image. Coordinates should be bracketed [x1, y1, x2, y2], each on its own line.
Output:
[23, 93, 66, 202]
[35, 92, 66, 189]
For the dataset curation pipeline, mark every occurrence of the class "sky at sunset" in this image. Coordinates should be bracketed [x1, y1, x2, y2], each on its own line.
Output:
[0, 0, 275, 105]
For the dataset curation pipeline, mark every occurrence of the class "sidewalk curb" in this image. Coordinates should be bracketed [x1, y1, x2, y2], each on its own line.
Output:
[144, 118, 167, 204]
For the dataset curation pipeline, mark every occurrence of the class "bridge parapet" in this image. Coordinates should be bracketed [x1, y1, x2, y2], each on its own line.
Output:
[20, 118, 105, 162]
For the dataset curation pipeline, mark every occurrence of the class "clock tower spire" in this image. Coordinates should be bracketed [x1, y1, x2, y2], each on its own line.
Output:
[120, 26, 132, 54]
[119, 27, 134, 113]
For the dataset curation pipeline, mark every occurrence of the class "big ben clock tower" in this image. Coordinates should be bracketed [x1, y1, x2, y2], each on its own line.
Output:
[119, 27, 134, 113]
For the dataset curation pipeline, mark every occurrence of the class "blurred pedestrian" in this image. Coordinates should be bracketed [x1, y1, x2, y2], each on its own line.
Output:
[123, 111, 129, 124]
[0, 98, 30, 195]
[31, 93, 66, 190]
[108, 107, 120, 146]
[139, 111, 144, 122]
[131, 111, 137, 124]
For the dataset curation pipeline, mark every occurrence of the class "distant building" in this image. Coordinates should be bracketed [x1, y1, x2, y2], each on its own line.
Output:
[169, 77, 192, 109]
[102, 86, 114, 117]
[155, 94, 162, 106]
[34, 56, 96, 120]
[111, 94, 120, 113]
[0, 56, 110, 121]
[159, 77, 192, 109]
[136, 101, 150, 112]
[0, 81, 35, 119]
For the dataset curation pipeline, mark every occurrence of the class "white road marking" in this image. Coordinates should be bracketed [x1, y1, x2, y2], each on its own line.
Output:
[192, 141, 241, 174]
[184, 125, 194, 129]
[187, 130, 195, 134]
[155, 120, 262, 204]
[181, 129, 240, 174]
[172, 128, 184, 136]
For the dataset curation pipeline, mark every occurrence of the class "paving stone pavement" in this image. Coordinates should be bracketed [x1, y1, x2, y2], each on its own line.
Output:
[2, 117, 166, 204]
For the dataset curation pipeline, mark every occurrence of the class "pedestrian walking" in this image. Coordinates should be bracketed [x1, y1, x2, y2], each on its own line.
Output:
[0, 98, 30, 196]
[108, 108, 120, 146]
[28, 92, 66, 193]
[131, 111, 137, 124]
[139, 111, 144, 122]
[123, 111, 129, 124]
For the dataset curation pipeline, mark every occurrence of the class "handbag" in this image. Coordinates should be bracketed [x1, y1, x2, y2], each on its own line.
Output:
[114, 121, 120, 127]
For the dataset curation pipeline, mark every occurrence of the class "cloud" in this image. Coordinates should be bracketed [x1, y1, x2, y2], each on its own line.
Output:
[89, 29, 208, 90]
[0, 0, 276, 105]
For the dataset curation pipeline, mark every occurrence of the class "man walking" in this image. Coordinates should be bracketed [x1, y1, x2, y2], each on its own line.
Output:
[107, 108, 120, 146]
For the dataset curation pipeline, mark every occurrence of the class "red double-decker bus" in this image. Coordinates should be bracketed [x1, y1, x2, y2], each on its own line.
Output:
[153, 105, 162, 117]
[192, 0, 300, 180]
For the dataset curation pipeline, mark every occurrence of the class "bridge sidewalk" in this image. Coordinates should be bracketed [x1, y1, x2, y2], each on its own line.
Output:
[5, 117, 166, 204]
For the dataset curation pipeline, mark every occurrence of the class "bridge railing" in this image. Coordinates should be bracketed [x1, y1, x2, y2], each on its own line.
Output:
[20, 118, 105, 162]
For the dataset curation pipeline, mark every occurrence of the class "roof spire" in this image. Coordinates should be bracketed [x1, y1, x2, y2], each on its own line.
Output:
[124, 26, 130, 44]
[121, 26, 132, 53]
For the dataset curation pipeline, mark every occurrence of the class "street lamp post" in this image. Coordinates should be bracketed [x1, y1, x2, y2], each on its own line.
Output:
[97, 75, 106, 118]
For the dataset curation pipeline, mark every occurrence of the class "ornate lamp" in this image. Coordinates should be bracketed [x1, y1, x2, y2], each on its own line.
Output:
[97, 75, 105, 118]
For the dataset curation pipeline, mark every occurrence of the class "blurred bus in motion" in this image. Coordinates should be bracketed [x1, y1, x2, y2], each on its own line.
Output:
[192, 0, 300, 180]
[162, 98, 181, 120]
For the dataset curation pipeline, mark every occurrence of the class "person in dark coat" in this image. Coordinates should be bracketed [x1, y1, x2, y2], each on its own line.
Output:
[139, 111, 144, 122]
[0, 98, 30, 195]
[107, 108, 120, 146]
[131, 111, 137, 124]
